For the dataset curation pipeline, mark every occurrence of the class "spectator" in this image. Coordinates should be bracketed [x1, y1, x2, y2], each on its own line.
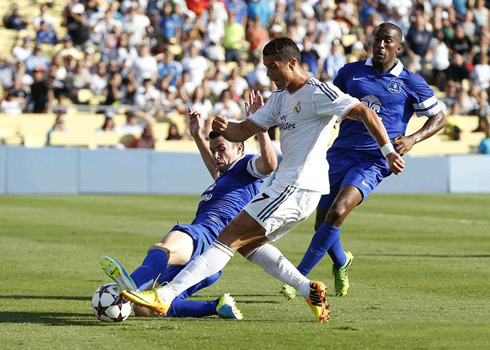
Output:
[36, 21, 58, 45]
[471, 54, 490, 91]
[29, 68, 52, 113]
[404, 12, 433, 71]
[90, 62, 108, 96]
[97, 111, 116, 132]
[166, 122, 184, 140]
[62, 3, 90, 49]
[46, 113, 69, 145]
[246, 15, 268, 59]
[427, 29, 451, 90]
[24, 47, 51, 75]
[213, 89, 241, 120]
[115, 111, 154, 135]
[209, 70, 229, 98]
[55, 35, 82, 59]
[3, 4, 28, 30]
[226, 0, 247, 26]
[132, 45, 158, 84]
[1, 90, 23, 115]
[301, 35, 320, 75]
[13, 37, 33, 63]
[450, 23, 476, 61]
[33, 3, 55, 30]
[135, 78, 161, 111]
[472, 0, 489, 29]
[127, 124, 155, 149]
[157, 50, 183, 86]
[158, 2, 182, 45]
[182, 44, 209, 86]
[477, 119, 490, 154]
[320, 39, 347, 81]
[187, 86, 213, 121]
[223, 12, 245, 62]
[103, 73, 124, 106]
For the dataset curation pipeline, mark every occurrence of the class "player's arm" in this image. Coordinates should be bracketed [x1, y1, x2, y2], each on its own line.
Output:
[245, 91, 277, 175]
[393, 111, 446, 156]
[188, 107, 218, 180]
[345, 103, 405, 175]
[212, 116, 265, 142]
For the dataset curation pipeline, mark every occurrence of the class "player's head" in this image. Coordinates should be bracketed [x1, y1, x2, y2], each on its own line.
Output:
[373, 23, 403, 66]
[209, 131, 244, 173]
[263, 37, 302, 90]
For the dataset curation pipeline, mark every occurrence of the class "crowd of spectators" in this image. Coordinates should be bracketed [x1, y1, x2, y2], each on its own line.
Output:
[0, 0, 489, 145]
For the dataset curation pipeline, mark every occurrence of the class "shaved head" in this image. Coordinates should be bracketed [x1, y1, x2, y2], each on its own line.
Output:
[375, 23, 403, 44]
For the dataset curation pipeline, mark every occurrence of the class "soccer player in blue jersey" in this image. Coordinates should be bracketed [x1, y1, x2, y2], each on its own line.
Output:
[281, 23, 447, 299]
[100, 104, 277, 319]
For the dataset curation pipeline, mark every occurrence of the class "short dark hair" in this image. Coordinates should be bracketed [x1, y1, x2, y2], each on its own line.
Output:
[209, 131, 244, 154]
[376, 23, 403, 44]
[263, 37, 301, 63]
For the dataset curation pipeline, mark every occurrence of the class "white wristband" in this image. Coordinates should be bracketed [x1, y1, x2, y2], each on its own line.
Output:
[380, 142, 395, 157]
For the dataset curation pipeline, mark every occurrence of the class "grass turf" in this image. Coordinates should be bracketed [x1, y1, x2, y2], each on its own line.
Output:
[0, 194, 489, 349]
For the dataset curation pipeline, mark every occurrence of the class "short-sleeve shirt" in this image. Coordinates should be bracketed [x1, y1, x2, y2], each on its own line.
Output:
[332, 57, 441, 154]
[248, 78, 359, 193]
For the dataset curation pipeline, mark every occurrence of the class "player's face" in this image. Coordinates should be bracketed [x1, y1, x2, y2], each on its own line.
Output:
[372, 27, 402, 66]
[264, 55, 293, 90]
[209, 136, 242, 173]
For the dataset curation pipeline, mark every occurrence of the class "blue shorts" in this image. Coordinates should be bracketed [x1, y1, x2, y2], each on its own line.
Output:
[318, 148, 391, 210]
[158, 223, 222, 300]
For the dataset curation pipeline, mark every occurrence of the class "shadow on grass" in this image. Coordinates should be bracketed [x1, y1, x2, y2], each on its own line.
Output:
[361, 254, 490, 258]
[0, 295, 91, 301]
[0, 311, 100, 326]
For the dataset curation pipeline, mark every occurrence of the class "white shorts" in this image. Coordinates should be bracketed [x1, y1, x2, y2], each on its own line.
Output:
[244, 181, 322, 241]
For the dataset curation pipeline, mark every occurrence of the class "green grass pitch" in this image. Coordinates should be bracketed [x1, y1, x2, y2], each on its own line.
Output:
[1, 194, 489, 349]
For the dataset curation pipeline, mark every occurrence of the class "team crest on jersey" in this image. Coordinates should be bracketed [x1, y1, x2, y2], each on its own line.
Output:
[387, 79, 403, 94]
[360, 95, 382, 114]
[293, 101, 301, 114]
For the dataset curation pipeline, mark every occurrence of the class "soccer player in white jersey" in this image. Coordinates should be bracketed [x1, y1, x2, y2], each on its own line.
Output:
[123, 37, 405, 323]
[280, 23, 447, 299]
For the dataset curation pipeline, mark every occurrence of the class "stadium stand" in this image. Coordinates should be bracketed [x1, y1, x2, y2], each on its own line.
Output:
[0, 0, 488, 155]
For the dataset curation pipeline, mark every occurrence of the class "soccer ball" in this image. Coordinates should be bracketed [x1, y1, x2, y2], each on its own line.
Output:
[92, 283, 133, 323]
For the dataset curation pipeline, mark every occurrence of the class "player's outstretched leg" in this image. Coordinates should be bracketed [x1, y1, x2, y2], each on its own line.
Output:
[216, 293, 243, 320]
[332, 250, 354, 296]
[100, 255, 138, 291]
[306, 281, 330, 323]
[122, 288, 171, 316]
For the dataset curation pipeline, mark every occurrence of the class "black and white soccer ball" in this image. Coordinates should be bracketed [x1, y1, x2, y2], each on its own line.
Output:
[92, 283, 133, 323]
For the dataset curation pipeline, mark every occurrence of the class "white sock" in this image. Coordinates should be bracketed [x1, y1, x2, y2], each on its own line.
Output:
[157, 241, 234, 302]
[246, 244, 310, 299]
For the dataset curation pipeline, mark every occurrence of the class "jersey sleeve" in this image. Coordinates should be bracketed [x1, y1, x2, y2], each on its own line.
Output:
[333, 66, 348, 93]
[246, 154, 271, 179]
[248, 92, 278, 130]
[410, 74, 442, 117]
[313, 82, 359, 121]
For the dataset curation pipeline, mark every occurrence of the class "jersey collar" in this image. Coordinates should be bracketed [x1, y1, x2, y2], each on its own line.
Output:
[366, 57, 404, 77]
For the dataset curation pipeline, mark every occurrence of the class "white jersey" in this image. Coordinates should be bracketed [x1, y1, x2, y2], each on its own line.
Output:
[249, 78, 359, 194]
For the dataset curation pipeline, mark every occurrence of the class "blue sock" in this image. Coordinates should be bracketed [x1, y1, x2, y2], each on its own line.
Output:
[328, 237, 347, 269]
[130, 249, 168, 290]
[166, 298, 218, 318]
[297, 222, 341, 276]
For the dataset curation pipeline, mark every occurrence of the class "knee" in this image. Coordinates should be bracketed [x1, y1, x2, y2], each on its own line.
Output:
[326, 204, 348, 226]
[149, 242, 169, 256]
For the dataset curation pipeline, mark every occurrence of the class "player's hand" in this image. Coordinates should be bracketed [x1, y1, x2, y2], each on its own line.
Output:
[244, 90, 264, 117]
[392, 135, 416, 156]
[188, 107, 204, 138]
[212, 114, 228, 133]
[386, 152, 405, 175]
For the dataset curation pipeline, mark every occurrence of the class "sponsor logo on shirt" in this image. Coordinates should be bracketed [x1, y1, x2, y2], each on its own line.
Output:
[201, 194, 213, 201]
[278, 115, 296, 131]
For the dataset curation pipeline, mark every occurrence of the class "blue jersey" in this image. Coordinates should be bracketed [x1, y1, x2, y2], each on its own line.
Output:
[331, 57, 441, 154]
[193, 154, 265, 235]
